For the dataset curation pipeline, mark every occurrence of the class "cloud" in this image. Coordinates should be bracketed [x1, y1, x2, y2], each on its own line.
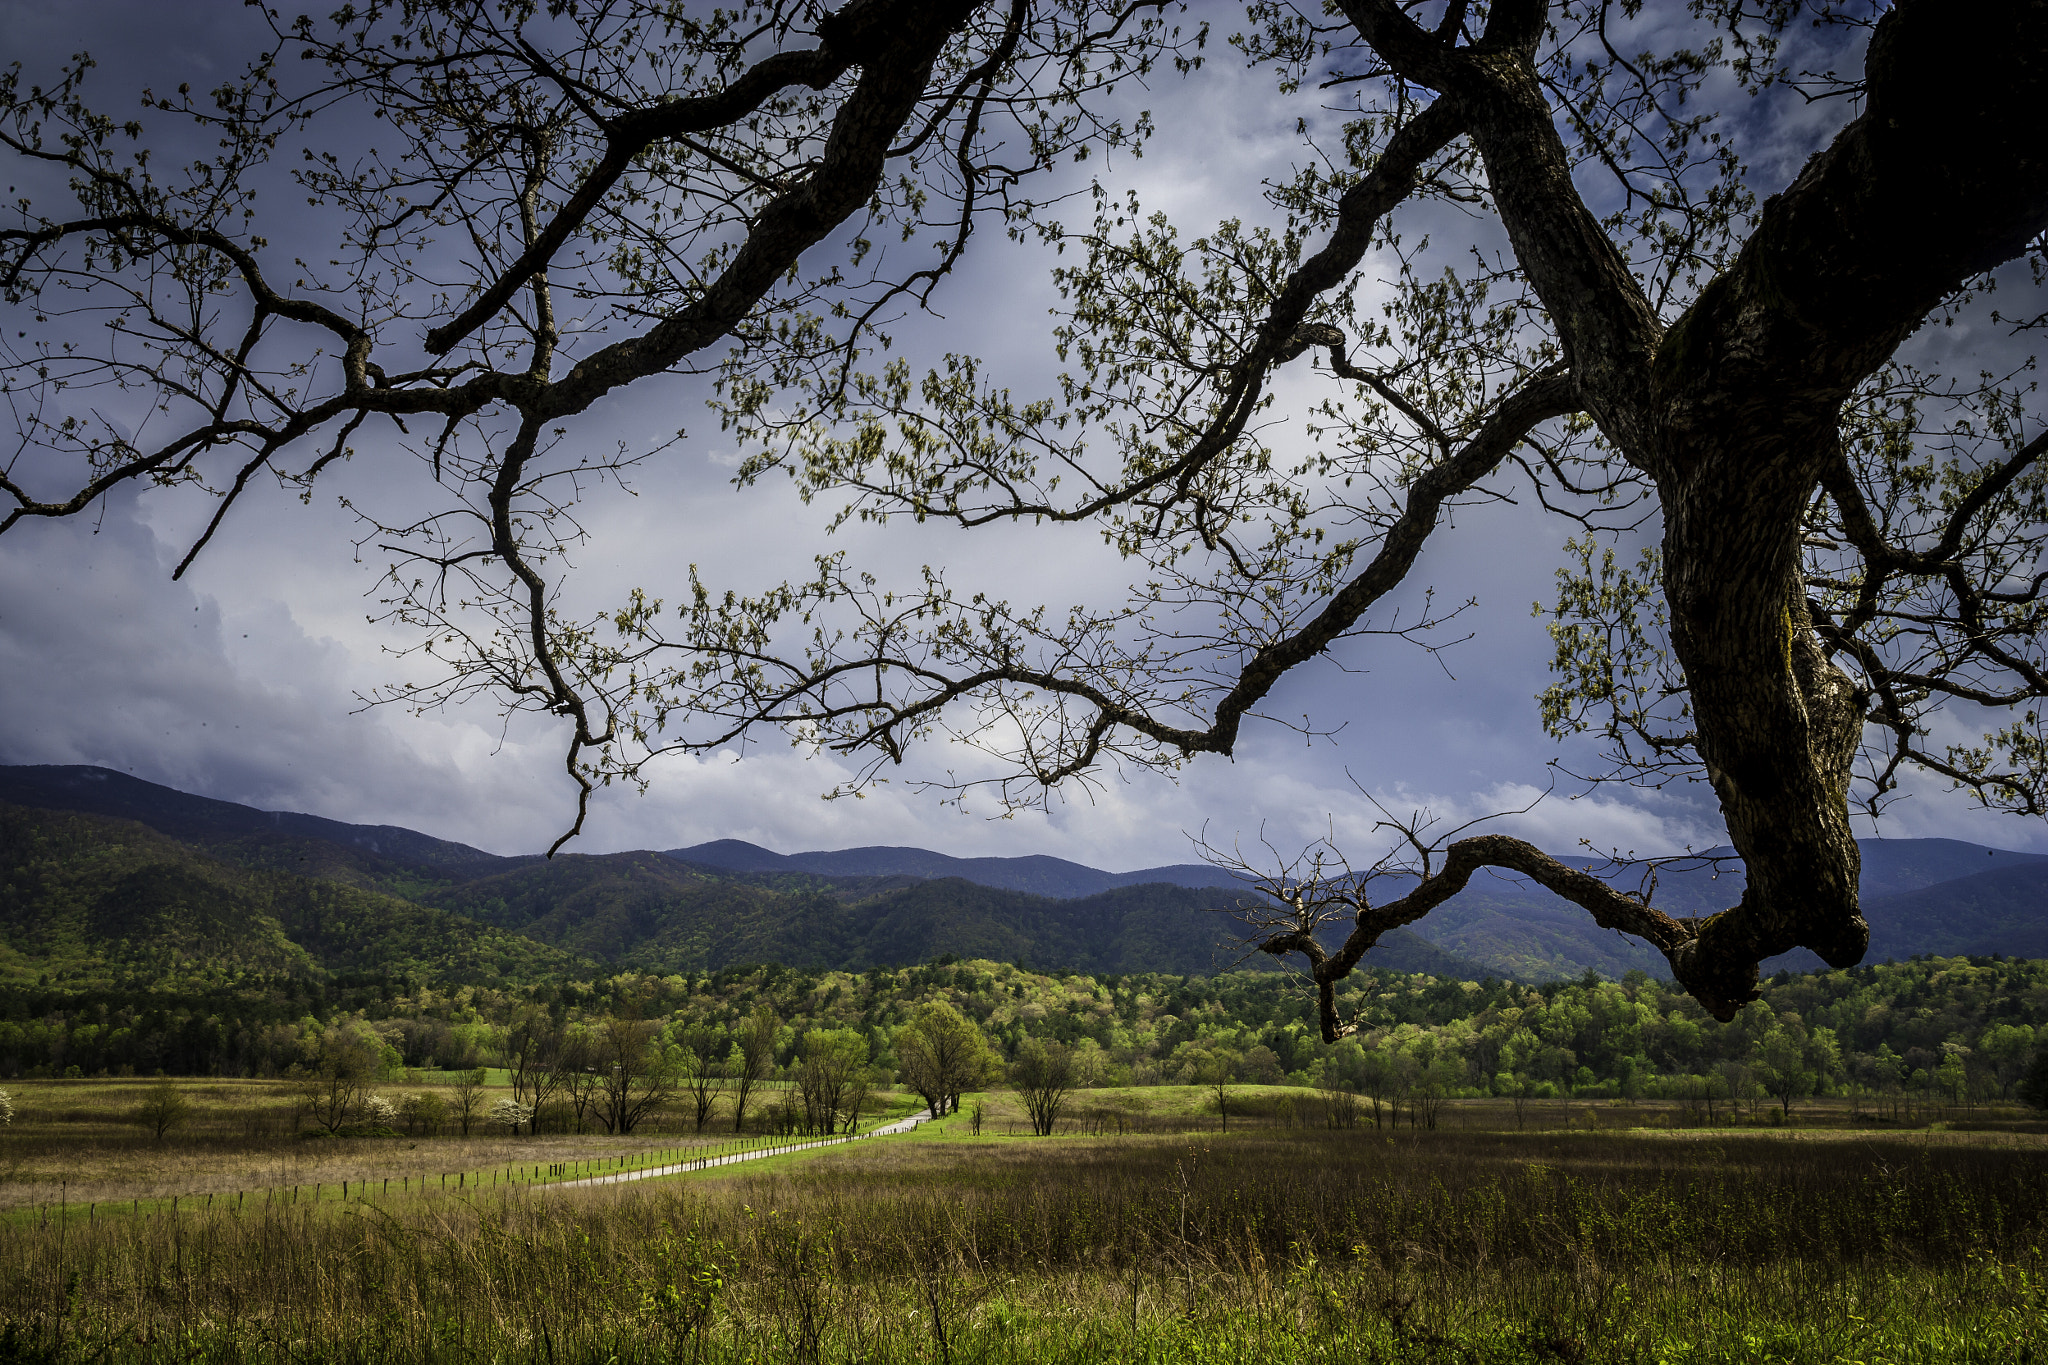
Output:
[0, 491, 560, 849]
[2, 3, 2041, 877]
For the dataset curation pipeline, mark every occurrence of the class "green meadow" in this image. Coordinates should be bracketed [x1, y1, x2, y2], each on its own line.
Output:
[2, 1078, 2044, 1364]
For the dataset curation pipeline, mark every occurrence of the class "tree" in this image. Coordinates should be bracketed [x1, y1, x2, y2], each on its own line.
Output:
[1009, 1037, 1077, 1136]
[289, 1030, 380, 1135]
[1979, 1025, 2037, 1101]
[729, 1007, 779, 1135]
[563, 1061, 603, 1133]
[1407, 1044, 1465, 1130]
[448, 1068, 489, 1138]
[6, 2, 2044, 1032]
[1672, 1073, 1724, 1128]
[1238, 1045, 1285, 1087]
[1352, 1047, 1401, 1130]
[399, 1090, 447, 1136]
[1755, 1027, 1816, 1119]
[1866, 1043, 1908, 1120]
[550, 1026, 602, 1133]
[677, 1026, 727, 1134]
[1195, 1051, 1236, 1132]
[1502, 1072, 1537, 1129]
[489, 1097, 536, 1134]
[1717, 1060, 1765, 1120]
[793, 1029, 868, 1134]
[130, 1076, 191, 1143]
[1317, 1080, 1362, 1130]
[895, 1002, 997, 1119]
[504, 1011, 570, 1129]
[1934, 1043, 1973, 1108]
[595, 1015, 681, 1135]
[840, 1064, 877, 1135]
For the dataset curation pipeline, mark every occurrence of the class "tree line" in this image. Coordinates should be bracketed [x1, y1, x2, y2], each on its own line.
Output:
[4, 956, 2047, 1127]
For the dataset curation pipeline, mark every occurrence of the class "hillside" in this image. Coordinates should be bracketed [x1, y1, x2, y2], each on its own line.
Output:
[0, 804, 586, 988]
[0, 765, 534, 899]
[3, 765, 2044, 984]
[671, 838, 1248, 897]
[426, 854, 1488, 978]
[422, 852, 866, 971]
[677, 834, 2048, 979]
[0, 773, 1486, 984]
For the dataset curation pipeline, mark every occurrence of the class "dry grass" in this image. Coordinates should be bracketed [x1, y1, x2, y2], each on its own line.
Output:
[1, 1125, 2043, 1362]
[918, 1082, 2047, 1137]
[0, 1077, 912, 1211]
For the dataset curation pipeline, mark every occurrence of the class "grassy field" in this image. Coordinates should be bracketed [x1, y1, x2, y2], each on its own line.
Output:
[1, 1078, 2044, 1363]
[0, 1076, 899, 1212]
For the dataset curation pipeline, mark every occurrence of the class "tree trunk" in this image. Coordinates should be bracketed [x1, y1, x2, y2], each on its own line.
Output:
[1450, 0, 2048, 1017]
[1654, 406, 1868, 1013]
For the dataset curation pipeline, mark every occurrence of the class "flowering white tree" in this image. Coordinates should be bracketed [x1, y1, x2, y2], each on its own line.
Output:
[488, 1097, 536, 1135]
[0, 1088, 13, 1125]
[361, 1093, 400, 1126]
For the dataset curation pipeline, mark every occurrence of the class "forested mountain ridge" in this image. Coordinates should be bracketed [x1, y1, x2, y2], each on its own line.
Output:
[0, 786, 1486, 985]
[0, 767, 1484, 980]
[0, 805, 585, 988]
[0, 765, 537, 900]
[273, 835, 1495, 980]
[0, 798, 2041, 1106]
[670, 837, 1246, 897]
[2, 765, 2044, 984]
[0, 805, 317, 984]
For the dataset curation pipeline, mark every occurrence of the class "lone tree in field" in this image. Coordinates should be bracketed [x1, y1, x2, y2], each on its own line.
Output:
[794, 1028, 869, 1134]
[130, 1076, 192, 1143]
[3, 1, 2044, 1030]
[677, 1025, 727, 1134]
[448, 1068, 490, 1137]
[1010, 1037, 1079, 1135]
[896, 1001, 999, 1118]
[289, 1031, 381, 1135]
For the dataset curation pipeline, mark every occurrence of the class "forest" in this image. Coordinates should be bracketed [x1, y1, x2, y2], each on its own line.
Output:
[6, 954, 2045, 1120]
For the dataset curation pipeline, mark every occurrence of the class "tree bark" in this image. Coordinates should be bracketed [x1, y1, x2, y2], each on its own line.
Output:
[1639, 0, 2048, 1012]
[1257, 0, 2048, 1025]
[1437, 0, 2048, 1016]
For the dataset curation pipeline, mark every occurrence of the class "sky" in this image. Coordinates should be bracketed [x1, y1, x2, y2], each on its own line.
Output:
[2, 0, 2043, 869]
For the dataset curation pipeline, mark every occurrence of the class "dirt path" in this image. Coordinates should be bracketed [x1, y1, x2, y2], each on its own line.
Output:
[545, 1110, 938, 1190]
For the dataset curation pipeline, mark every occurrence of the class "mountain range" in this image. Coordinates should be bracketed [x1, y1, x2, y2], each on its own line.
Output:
[0, 766, 1478, 986]
[1, 764, 2043, 989]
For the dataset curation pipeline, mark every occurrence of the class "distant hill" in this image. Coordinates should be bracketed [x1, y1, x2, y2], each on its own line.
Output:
[0, 803, 586, 988]
[0, 768, 1482, 983]
[0, 765, 534, 899]
[427, 852, 1487, 979]
[3, 764, 2042, 984]
[669, 838, 1248, 898]
[1862, 860, 2048, 959]
[674, 833, 2048, 980]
